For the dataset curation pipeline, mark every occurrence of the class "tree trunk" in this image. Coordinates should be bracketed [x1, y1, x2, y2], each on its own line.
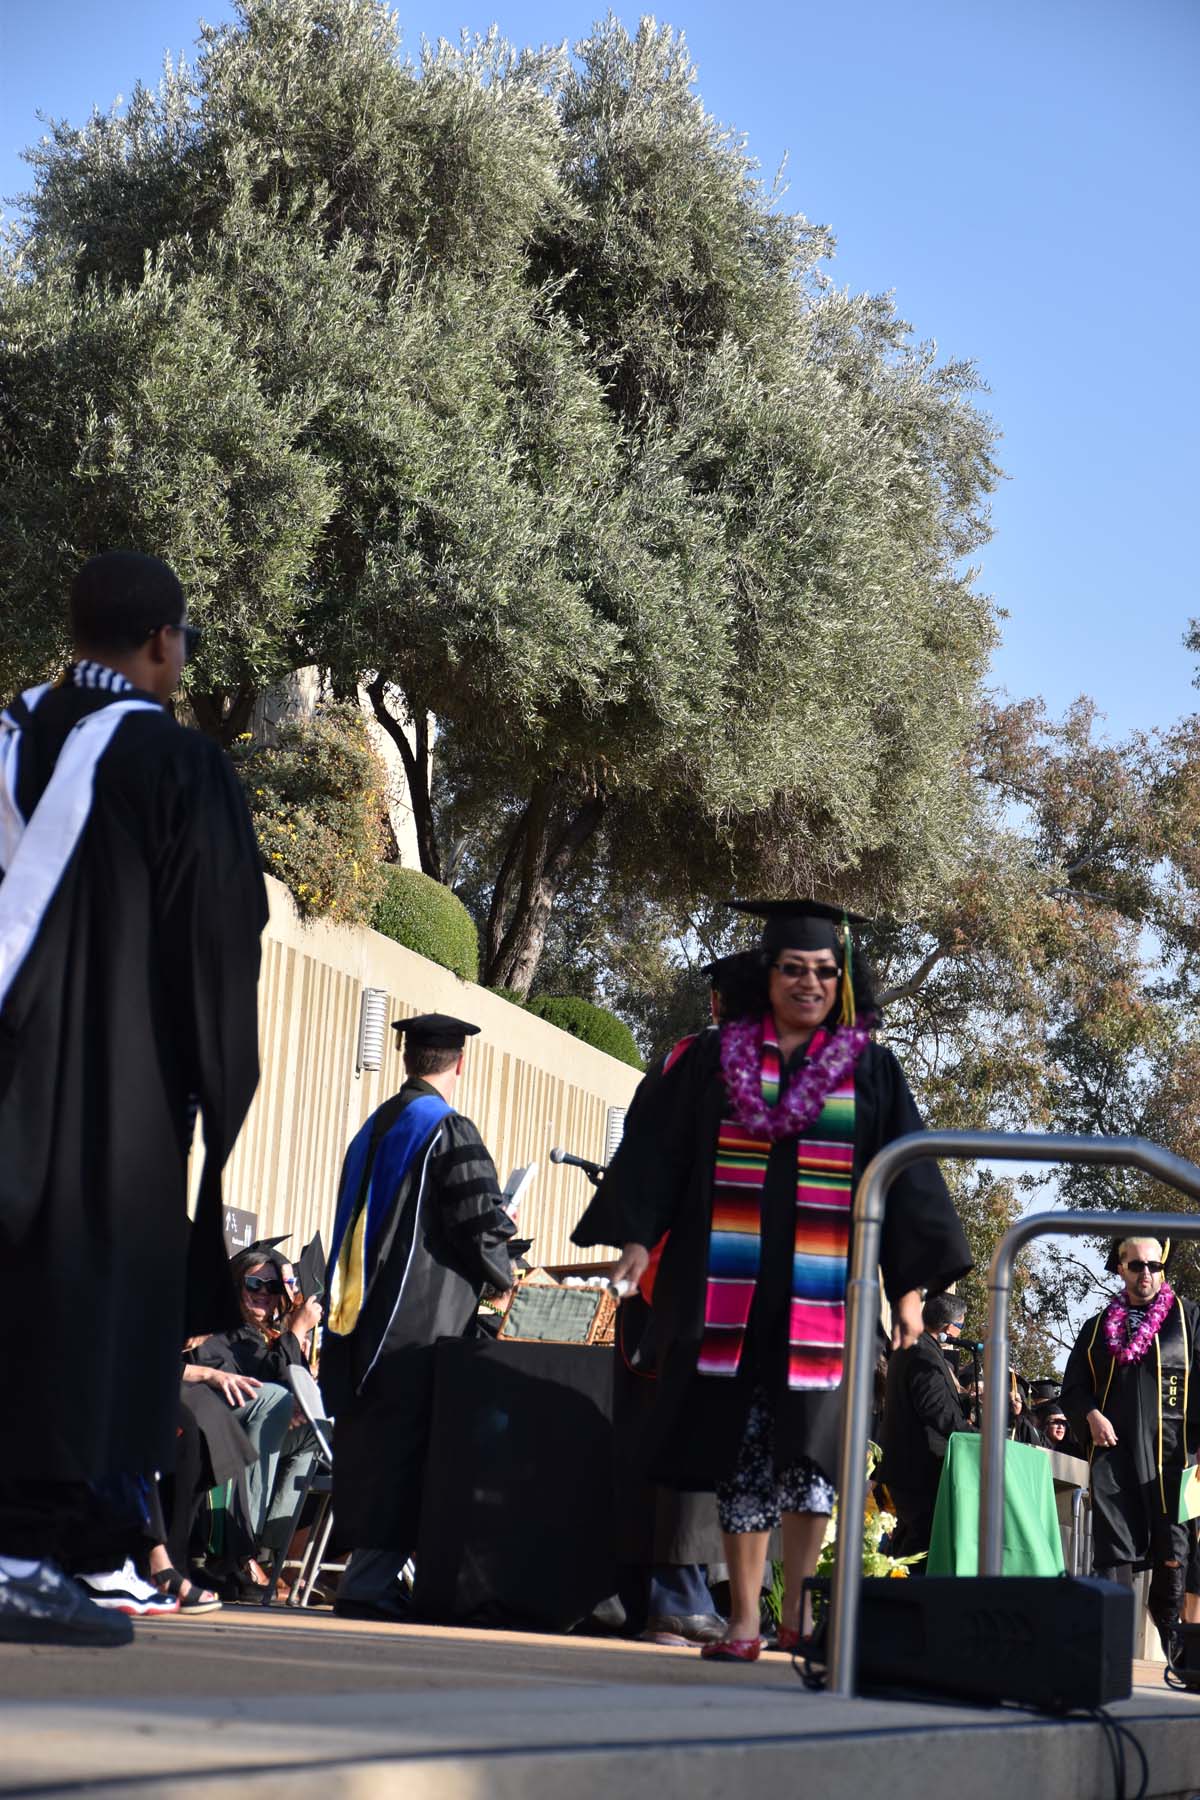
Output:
[366, 676, 441, 882]
[483, 790, 606, 994]
[190, 684, 258, 747]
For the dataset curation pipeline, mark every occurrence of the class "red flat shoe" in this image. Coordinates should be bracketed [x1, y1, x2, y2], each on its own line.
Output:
[773, 1625, 815, 1653]
[700, 1635, 762, 1663]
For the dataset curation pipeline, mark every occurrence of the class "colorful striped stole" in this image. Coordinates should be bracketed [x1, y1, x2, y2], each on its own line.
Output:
[697, 1025, 856, 1392]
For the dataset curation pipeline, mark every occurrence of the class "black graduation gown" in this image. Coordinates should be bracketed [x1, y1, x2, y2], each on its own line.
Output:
[1061, 1295, 1200, 1569]
[880, 1331, 973, 1508]
[0, 681, 266, 1484]
[191, 1324, 309, 1384]
[573, 1032, 971, 1490]
[323, 1079, 516, 1551]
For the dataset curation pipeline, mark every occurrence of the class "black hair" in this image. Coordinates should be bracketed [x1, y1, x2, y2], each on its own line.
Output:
[923, 1292, 966, 1332]
[721, 942, 882, 1026]
[69, 550, 184, 653]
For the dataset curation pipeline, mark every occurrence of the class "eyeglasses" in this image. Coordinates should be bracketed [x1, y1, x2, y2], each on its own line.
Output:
[147, 622, 203, 662]
[774, 962, 841, 983]
[1123, 1260, 1165, 1274]
[243, 1274, 285, 1295]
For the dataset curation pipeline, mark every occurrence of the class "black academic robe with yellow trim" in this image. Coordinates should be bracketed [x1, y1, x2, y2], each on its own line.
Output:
[573, 1031, 971, 1490]
[323, 1078, 516, 1551]
[1062, 1293, 1200, 1569]
[0, 680, 266, 1484]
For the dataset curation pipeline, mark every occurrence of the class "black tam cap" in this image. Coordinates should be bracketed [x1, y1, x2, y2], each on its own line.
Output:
[243, 1235, 291, 1270]
[701, 953, 741, 986]
[392, 1012, 480, 1051]
[727, 898, 868, 959]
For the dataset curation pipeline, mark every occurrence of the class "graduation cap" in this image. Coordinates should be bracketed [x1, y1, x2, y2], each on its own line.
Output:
[1104, 1234, 1172, 1274]
[1029, 1378, 1061, 1404]
[391, 1012, 481, 1051]
[296, 1232, 326, 1302]
[243, 1235, 291, 1271]
[727, 900, 869, 1025]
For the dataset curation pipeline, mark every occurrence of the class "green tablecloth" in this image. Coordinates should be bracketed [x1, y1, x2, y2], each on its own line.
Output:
[927, 1433, 1065, 1576]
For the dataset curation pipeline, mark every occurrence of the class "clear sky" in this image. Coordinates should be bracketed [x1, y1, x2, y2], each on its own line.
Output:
[4, 0, 1198, 741]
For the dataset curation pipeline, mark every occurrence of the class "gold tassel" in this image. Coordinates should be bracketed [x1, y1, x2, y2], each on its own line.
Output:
[839, 918, 856, 1027]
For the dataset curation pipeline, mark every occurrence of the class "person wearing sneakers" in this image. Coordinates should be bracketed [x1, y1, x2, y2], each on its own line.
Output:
[0, 552, 266, 1645]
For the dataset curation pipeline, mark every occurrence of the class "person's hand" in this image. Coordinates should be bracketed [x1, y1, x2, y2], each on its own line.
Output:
[287, 1295, 323, 1338]
[892, 1290, 925, 1349]
[199, 1367, 261, 1408]
[610, 1243, 650, 1293]
[1087, 1407, 1117, 1448]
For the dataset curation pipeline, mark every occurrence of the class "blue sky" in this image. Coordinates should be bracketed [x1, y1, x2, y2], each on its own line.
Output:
[4, 0, 1198, 741]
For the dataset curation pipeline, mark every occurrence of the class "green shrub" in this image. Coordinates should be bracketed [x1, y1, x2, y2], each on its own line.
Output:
[525, 995, 643, 1069]
[373, 866, 479, 981]
[486, 987, 528, 1009]
[233, 705, 387, 925]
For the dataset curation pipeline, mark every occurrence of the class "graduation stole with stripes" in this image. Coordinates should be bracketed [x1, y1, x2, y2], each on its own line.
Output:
[698, 1022, 857, 1392]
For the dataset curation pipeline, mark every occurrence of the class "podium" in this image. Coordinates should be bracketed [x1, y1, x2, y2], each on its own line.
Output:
[927, 1433, 1065, 1577]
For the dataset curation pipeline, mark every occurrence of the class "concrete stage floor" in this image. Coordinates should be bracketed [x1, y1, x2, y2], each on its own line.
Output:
[1, 1607, 1198, 1800]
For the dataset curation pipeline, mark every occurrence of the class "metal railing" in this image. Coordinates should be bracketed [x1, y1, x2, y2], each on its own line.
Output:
[830, 1129, 1200, 1699]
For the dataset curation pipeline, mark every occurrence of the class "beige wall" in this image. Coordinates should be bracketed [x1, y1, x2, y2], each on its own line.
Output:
[207, 877, 639, 1265]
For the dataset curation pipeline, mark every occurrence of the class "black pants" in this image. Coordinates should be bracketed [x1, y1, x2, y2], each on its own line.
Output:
[145, 1405, 209, 1572]
[0, 1478, 149, 1571]
[888, 1485, 938, 1570]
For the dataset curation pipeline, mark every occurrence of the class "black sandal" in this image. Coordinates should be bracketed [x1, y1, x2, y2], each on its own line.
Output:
[151, 1567, 223, 1613]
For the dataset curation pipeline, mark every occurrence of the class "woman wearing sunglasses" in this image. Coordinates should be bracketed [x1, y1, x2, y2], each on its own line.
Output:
[1061, 1236, 1200, 1655]
[187, 1245, 323, 1594]
[573, 899, 972, 1662]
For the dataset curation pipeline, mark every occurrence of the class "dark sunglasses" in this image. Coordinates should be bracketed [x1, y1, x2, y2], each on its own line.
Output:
[774, 962, 841, 983]
[243, 1274, 285, 1295]
[147, 622, 203, 662]
[1123, 1259, 1165, 1274]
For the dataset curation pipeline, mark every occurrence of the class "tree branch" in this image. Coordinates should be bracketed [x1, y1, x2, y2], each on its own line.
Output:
[877, 943, 950, 1006]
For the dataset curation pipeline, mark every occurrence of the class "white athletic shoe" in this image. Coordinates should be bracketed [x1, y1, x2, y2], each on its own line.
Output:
[76, 1559, 180, 1616]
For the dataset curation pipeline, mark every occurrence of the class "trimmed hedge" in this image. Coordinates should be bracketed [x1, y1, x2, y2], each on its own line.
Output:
[524, 994, 643, 1069]
[373, 867, 479, 982]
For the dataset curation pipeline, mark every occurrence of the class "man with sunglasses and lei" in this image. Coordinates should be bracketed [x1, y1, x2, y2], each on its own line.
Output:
[1062, 1236, 1200, 1654]
[573, 899, 972, 1662]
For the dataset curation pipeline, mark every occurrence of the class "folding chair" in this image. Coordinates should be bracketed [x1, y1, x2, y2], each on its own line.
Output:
[259, 1364, 336, 1608]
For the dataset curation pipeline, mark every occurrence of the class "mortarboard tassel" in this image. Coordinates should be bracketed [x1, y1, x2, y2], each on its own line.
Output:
[839, 918, 856, 1028]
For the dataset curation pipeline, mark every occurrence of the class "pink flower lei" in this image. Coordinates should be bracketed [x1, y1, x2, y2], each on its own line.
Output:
[719, 1010, 872, 1142]
[1102, 1281, 1175, 1365]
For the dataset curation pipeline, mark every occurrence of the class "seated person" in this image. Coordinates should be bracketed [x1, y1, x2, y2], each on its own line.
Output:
[1009, 1378, 1043, 1446]
[1032, 1400, 1074, 1455]
[188, 1245, 322, 1587]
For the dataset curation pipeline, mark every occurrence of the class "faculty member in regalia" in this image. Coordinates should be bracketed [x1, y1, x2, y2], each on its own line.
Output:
[0, 553, 266, 1645]
[1061, 1236, 1200, 1653]
[322, 1013, 517, 1622]
[573, 900, 972, 1662]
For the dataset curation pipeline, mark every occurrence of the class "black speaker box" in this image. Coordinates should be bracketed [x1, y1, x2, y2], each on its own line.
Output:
[836, 1576, 1133, 1711]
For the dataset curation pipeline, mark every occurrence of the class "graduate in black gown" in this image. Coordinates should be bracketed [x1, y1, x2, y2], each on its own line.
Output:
[322, 1013, 517, 1621]
[0, 552, 266, 1645]
[1061, 1235, 1200, 1651]
[574, 900, 971, 1661]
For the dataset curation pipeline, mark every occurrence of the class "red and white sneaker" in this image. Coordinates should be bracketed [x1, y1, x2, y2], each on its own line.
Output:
[76, 1560, 180, 1617]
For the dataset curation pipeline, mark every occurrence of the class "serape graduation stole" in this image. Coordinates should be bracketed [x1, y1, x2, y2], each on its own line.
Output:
[698, 1023, 856, 1392]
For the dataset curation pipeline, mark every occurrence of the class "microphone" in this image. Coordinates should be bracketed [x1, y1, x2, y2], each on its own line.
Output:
[549, 1146, 606, 1182]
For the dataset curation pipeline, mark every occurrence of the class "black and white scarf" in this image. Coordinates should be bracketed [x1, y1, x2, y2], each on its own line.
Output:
[0, 666, 159, 1013]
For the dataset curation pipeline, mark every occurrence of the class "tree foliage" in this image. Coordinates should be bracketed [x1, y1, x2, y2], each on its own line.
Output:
[3, 0, 998, 994]
[232, 703, 388, 921]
